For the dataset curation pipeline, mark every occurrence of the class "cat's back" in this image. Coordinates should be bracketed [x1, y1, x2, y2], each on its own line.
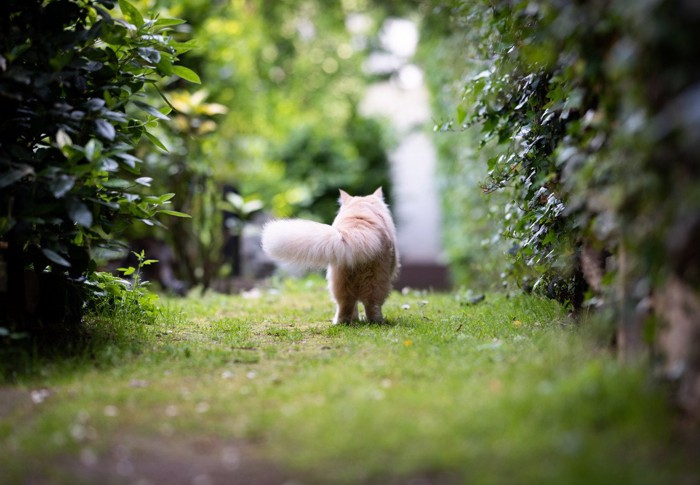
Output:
[334, 198, 396, 243]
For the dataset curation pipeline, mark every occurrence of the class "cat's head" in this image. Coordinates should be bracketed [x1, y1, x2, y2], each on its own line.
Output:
[338, 187, 384, 206]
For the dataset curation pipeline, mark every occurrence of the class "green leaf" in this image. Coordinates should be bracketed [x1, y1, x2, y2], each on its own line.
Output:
[115, 153, 141, 168]
[68, 200, 93, 228]
[156, 56, 173, 75]
[143, 193, 175, 204]
[119, 266, 136, 276]
[171, 40, 197, 54]
[102, 178, 132, 189]
[154, 18, 186, 28]
[101, 20, 128, 44]
[42, 248, 71, 267]
[144, 130, 168, 152]
[171, 65, 201, 84]
[456, 105, 467, 124]
[0, 165, 33, 188]
[95, 119, 116, 141]
[129, 202, 154, 218]
[243, 200, 264, 214]
[137, 47, 161, 65]
[85, 139, 103, 162]
[225, 192, 244, 209]
[542, 230, 557, 246]
[49, 174, 75, 198]
[133, 101, 170, 121]
[158, 209, 192, 218]
[118, 0, 144, 28]
[56, 129, 72, 148]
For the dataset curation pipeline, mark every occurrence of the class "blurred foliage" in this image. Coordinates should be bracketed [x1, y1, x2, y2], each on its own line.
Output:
[421, 0, 700, 313]
[418, 23, 507, 291]
[0, 0, 192, 331]
[276, 108, 392, 222]
[125, 0, 394, 289]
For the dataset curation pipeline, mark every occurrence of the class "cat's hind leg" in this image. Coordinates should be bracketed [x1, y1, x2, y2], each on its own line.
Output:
[362, 299, 384, 323]
[333, 300, 359, 324]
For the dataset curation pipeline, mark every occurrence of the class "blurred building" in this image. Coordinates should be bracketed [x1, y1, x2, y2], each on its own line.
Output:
[360, 18, 450, 290]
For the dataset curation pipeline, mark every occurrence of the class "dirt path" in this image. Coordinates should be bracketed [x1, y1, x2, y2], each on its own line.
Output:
[54, 434, 294, 485]
[4, 387, 460, 485]
[2, 388, 295, 485]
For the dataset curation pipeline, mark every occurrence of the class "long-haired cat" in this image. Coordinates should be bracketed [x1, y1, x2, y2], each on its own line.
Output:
[261, 188, 399, 323]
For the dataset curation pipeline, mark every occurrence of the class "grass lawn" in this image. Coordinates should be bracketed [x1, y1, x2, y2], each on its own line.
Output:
[1, 276, 696, 484]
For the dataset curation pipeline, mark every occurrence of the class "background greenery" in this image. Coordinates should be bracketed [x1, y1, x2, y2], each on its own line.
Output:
[124, 0, 395, 290]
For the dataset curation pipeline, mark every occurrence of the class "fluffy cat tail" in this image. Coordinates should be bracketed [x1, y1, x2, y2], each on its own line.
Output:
[261, 219, 382, 268]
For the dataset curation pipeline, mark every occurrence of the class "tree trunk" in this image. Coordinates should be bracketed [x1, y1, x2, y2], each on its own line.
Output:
[616, 245, 649, 362]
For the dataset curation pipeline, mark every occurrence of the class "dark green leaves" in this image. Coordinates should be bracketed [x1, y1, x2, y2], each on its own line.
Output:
[0, 0, 195, 322]
[0, 165, 33, 188]
[439, 0, 580, 302]
[85, 98, 106, 111]
[49, 174, 75, 198]
[95, 119, 116, 140]
[68, 199, 93, 228]
[42, 248, 71, 267]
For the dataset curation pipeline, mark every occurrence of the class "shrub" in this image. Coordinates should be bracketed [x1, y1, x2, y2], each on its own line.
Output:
[0, 0, 192, 332]
[426, 0, 700, 305]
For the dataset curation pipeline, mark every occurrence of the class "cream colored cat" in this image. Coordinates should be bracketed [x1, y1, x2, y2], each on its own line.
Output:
[261, 188, 399, 323]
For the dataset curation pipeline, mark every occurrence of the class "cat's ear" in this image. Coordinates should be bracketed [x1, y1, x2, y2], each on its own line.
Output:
[373, 187, 384, 199]
[339, 189, 351, 205]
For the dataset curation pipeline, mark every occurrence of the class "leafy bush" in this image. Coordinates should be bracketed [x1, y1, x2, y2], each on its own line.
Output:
[86, 250, 160, 323]
[0, 0, 192, 331]
[424, 0, 700, 306]
[423, 1, 581, 301]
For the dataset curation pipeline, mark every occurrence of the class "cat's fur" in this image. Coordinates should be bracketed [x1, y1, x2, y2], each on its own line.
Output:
[261, 188, 399, 323]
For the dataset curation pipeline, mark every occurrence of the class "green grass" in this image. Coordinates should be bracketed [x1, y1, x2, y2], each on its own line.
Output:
[0, 276, 694, 484]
